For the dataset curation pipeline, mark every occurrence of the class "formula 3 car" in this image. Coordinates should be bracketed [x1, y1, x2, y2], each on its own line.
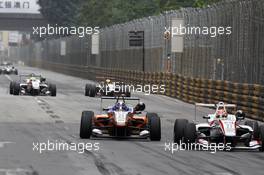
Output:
[85, 79, 131, 97]
[10, 73, 56, 96]
[173, 102, 264, 151]
[80, 96, 161, 140]
[0, 65, 18, 75]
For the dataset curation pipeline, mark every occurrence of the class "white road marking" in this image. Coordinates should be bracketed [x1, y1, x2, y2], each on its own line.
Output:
[0, 168, 32, 175]
[0, 142, 14, 148]
[4, 75, 13, 82]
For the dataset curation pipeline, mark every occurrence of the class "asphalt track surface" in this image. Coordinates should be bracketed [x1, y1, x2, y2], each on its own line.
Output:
[0, 66, 263, 175]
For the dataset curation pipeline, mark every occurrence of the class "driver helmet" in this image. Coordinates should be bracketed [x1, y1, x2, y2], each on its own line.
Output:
[106, 79, 111, 84]
[30, 77, 36, 81]
[216, 109, 227, 118]
[113, 102, 129, 111]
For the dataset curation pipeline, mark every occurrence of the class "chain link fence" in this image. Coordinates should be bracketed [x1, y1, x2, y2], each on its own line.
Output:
[11, 0, 264, 84]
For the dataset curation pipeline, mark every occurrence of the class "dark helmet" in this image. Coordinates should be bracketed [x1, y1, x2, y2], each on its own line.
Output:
[134, 102, 145, 111]
[235, 110, 245, 120]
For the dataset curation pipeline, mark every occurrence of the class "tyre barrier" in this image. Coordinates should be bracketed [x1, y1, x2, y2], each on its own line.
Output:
[30, 60, 264, 121]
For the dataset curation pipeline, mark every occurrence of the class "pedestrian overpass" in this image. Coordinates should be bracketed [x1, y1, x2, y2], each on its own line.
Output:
[0, 0, 47, 31]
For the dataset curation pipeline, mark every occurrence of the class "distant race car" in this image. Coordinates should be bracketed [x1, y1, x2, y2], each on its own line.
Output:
[173, 102, 264, 151]
[80, 96, 161, 141]
[0, 65, 18, 75]
[10, 73, 56, 96]
[85, 79, 131, 97]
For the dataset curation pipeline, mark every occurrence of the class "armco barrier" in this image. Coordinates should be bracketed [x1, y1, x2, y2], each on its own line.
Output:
[29, 60, 264, 121]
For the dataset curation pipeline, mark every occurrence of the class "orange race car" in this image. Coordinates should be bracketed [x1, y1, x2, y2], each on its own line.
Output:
[80, 96, 161, 141]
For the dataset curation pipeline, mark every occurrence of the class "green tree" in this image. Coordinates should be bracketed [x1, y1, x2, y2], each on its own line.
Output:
[37, 0, 82, 26]
[38, 0, 222, 27]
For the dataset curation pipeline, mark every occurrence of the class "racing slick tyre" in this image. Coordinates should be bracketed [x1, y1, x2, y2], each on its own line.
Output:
[174, 119, 188, 143]
[245, 120, 259, 139]
[9, 81, 14, 94]
[13, 82, 20, 95]
[85, 84, 90, 96]
[124, 86, 131, 97]
[89, 85, 96, 97]
[14, 70, 18, 75]
[125, 91, 131, 97]
[80, 111, 94, 139]
[147, 113, 161, 141]
[183, 123, 196, 145]
[49, 84, 57, 96]
[259, 125, 264, 152]
[32, 89, 40, 96]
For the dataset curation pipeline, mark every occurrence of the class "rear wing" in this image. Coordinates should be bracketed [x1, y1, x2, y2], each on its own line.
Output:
[195, 103, 236, 108]
[19, 74, 42, 81]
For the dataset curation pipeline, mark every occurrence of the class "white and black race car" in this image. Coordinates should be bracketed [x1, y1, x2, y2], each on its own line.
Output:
[85, 79, 130, 97]
[174, 102, 264, 151]
[0, 65, 18, 75]
[10, 73, 56, 96]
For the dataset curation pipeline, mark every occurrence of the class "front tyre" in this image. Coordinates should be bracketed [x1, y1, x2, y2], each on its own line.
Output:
[13, 82, 20, 95]
[174, 119, 188, 143]
[80, 111, 94, 139]
[9, 81, 14, 94]
[85, 84, 90, 96]
[147, 113, 161, 141]
[259, 125, 264, 152]
[49, 84, 57, 96]
[245, 120, 259, 139]
[183, 123, 196, 145]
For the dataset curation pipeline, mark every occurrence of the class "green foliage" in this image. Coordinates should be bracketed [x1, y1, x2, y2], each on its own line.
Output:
[77, 0, 160, 27]
[37, 0, 83, 26]
[38, 0, 222, 27]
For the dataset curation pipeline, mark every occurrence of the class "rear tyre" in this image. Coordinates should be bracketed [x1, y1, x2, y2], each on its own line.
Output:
[124, 86, 131, 97]
[13, 82, 20, 95]
[9, 81, 14, 94]
[174, 119, 188, 143]
[49, 84, 57, 96]
[89, 85, 96, 97]
[245, 120, 259, 139]
[80, 111, 94, 139]
[147, 113, 161, 141]
[14, 70, 18, 75]
[85, 84, 90, 96]
[183, 123, 196, 145]
[259, 125, 264, 152]
[32, 89, 40, 96]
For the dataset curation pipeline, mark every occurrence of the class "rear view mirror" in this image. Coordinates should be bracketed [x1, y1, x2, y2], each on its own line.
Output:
[236, 110, 245, 120]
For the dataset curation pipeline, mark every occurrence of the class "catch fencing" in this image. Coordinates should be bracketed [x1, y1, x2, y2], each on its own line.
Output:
[12, 0, 264, 84]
